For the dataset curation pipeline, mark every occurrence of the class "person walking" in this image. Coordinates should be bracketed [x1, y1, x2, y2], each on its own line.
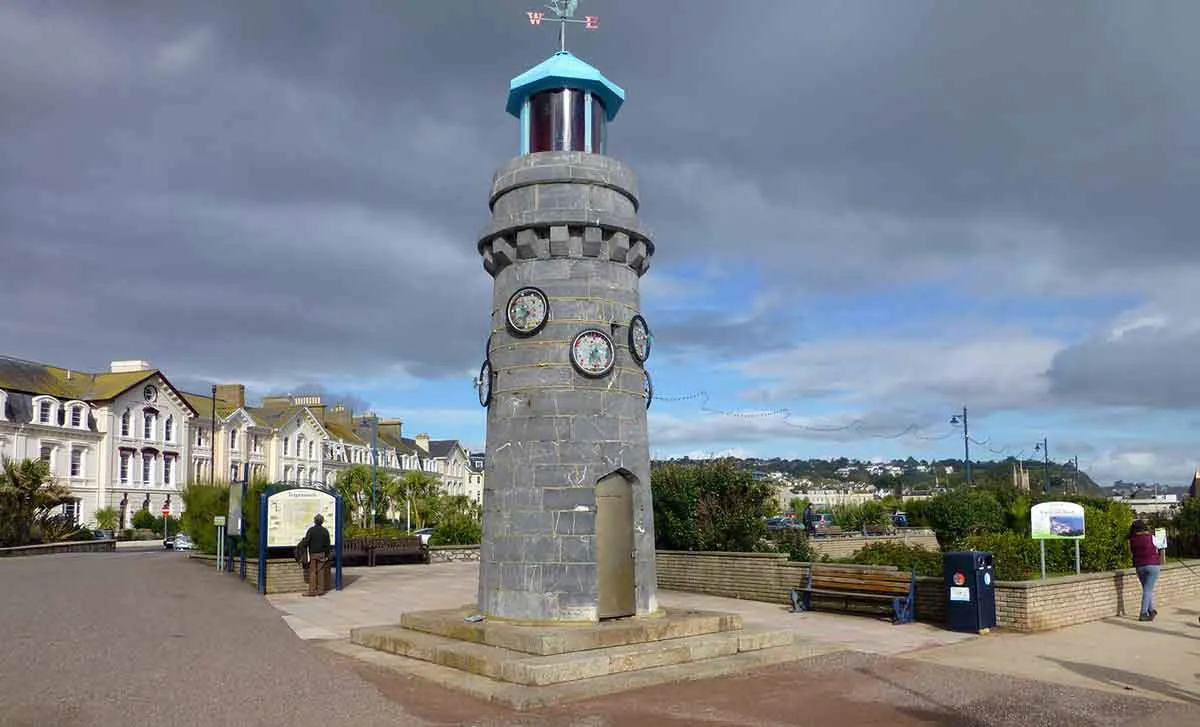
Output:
[1128, 520, 1161, 621]
[301, 513, 331, 597]
[802, 503, 816, 537]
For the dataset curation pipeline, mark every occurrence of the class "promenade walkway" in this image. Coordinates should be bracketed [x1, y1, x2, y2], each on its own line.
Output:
[268, 560, 1200, 709]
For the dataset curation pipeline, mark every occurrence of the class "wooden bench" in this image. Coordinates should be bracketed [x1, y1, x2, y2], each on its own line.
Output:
[340, 536, 430, 566]
[367, 536, 430, 566]
[789, 565, 916, 624]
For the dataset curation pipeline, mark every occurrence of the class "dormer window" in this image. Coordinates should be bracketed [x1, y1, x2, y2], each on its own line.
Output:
[70, 406, 83, 428]
[121, 410, 131, 437]
[38, 400, 52, 424]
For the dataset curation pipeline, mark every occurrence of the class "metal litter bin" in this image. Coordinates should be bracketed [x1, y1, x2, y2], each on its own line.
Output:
[943, 551, 996, 633]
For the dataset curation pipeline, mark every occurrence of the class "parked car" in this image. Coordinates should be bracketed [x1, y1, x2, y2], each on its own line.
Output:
[164, 533, 194, 551]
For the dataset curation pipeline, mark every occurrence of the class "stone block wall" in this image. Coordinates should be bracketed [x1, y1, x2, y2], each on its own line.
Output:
[187, 554, 309, 594]
[655, 550, 900, 606]
[0, 539, 117, 557]
[430, 545, 481, 563]
[656, 550, 1200, 633]
[809, 530, 939, 559]
[988, 560, 1200, 632]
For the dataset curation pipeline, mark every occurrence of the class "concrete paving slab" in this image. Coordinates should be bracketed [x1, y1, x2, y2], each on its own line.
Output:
[268, 561, 975, 658]
[904, 602, 1200, 705]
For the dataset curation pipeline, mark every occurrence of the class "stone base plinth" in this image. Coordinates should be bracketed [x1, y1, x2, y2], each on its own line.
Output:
[347, 606, 830, 709]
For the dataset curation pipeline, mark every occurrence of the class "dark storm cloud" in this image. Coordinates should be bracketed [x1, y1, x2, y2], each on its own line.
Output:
[2, 0, 1198, 401]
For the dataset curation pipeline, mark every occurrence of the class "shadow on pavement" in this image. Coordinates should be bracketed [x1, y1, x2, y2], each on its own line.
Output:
[1040, 656, 1200, 705]
[1102, 617, 1200, 642]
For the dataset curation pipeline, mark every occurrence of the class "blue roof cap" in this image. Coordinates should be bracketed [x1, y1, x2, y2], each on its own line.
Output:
[506, 51, 625, 121]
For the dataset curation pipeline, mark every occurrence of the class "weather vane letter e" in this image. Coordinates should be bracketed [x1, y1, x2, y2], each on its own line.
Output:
[527, 0, 598, 53]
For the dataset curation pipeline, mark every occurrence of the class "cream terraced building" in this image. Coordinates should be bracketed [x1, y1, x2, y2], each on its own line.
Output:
[0, 356, 482, 527]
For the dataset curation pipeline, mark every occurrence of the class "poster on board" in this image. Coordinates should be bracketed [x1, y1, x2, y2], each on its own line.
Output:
[265, 488, 337, 548]
[1031, 501, 1085, 540]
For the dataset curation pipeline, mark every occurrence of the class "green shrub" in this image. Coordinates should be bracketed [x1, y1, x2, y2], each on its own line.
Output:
[430, 512, 482, 546]
[923, 489, 1006, 550]
[771, 528, 817, 562]
[849, 542, 943, 577]
[651, 459, 773, 552]
[181, 484, 229, 554]
[131, 510, 157, 531]
[831, 501, 891, 531]
[93, 507, 119, 531]
[344, 525, 409, 538]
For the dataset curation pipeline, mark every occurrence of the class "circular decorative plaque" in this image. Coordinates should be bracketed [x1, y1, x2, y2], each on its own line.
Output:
[570, 329, 616, 378]
[628, 314, 651, 365]
[477, 360, 492, 407]
[505, 287, 549, 337]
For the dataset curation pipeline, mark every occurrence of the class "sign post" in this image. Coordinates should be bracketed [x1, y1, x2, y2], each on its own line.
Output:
[1031, 501, 1086, 578]
[214, 515, 226, 570]
[161, 506, 171, 542]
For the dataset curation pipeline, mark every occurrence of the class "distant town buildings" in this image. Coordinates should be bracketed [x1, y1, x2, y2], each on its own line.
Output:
[0, 355, 481, 526]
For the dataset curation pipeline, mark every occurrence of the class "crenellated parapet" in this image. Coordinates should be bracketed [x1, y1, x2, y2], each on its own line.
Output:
[477, 151, 654, 277]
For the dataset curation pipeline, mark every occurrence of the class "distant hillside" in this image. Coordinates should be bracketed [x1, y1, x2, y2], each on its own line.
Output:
[652, 455, 1103, 494]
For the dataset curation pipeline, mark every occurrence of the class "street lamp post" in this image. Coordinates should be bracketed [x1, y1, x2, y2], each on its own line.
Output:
[949, 407, 971, 486]
[1034, 438, 1050, 494]
[366, 414, 379, 529]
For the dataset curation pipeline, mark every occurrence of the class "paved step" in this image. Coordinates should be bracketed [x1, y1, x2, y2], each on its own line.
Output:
[397, 606, 742, 655]
[350, 624, 797, 686]
[326, 638, 841, 711]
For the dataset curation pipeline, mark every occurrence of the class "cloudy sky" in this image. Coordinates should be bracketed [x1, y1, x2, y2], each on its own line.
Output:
[3, 1, 1198, 485]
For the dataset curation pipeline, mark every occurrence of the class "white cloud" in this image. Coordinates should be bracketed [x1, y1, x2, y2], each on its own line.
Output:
[730, 333, 1061, 410]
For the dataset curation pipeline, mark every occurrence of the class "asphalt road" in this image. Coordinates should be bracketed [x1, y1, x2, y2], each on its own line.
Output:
[3, 551, 1198, 727]
[0, 550, 420, 727]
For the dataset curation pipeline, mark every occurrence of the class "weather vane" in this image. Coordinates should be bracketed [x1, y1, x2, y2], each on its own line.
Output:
[526, 0, 598, 53]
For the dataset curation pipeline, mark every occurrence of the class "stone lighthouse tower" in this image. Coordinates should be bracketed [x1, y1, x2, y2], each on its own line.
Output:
[475, 7, 657, 623]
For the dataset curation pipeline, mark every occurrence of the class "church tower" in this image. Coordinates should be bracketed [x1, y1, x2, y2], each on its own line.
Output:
[475, 3, 658, 623]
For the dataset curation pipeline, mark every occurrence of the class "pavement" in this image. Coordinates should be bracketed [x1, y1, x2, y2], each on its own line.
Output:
[5, 552, 1200, 726]
[270, 561, 1200, 713]
[268, 561, 975, 655]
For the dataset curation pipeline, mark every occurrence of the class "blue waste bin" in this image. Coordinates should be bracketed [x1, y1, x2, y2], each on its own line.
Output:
[943, 551, 996, 633]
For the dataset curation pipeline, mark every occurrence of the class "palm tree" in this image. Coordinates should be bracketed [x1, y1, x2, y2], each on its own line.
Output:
[0, 458, 74, 546]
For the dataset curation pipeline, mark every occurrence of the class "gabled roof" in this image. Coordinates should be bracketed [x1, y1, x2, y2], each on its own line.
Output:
[323, 420, 367, 447]
[428, 439, 465, 460]
[0, 355, 197, 415]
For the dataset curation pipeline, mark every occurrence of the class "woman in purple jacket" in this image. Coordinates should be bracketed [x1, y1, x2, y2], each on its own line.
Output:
[1128, 520, 1161, 621]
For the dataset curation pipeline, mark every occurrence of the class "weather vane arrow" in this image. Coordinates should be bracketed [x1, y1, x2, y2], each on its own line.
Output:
[526, 0, 598, 53]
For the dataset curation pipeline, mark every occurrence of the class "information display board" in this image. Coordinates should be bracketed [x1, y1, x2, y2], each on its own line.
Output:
[1031, 501, 1085, 540]
[265, 488, 338, 548]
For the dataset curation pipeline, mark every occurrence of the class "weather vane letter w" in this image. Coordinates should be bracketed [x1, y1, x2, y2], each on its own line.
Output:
[526, 0, 598, 53]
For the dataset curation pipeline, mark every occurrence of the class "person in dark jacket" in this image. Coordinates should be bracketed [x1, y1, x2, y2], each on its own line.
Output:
[802, 504, 816, 537]
[301, 513, 331, 597]
[1128, 520, 1161, 621]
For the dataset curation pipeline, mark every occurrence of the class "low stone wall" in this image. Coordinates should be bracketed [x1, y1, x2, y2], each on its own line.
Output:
[985, 560, 1200, 631]
[0, 539, 117, 557]
[656, 550, 1200, 633]
[809, 530, 939, 559]
[430, 545, 480, 562]
[187, 553, 308, 593]
[655, 550, 897, 606]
